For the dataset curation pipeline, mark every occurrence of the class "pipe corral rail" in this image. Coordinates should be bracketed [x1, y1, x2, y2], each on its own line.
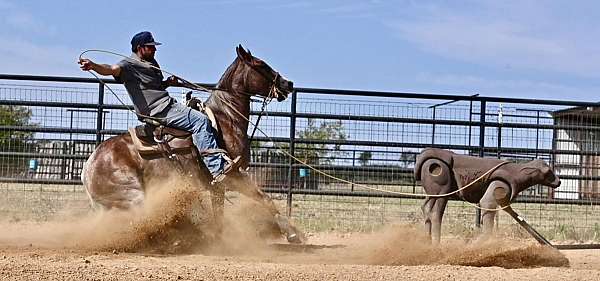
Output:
[1, 73, 600, 247]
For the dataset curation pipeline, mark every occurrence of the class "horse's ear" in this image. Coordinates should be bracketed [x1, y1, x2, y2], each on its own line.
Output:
[237, 44, 251, 62]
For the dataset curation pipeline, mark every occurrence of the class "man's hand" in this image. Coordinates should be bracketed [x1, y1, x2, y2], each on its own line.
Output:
[79, 58, 95, 71]
[166, 75, 180, 87]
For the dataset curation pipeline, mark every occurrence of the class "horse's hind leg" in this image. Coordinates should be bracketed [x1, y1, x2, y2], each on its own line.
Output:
[81, 147, 145, 210]
[419, 158, 453, 244]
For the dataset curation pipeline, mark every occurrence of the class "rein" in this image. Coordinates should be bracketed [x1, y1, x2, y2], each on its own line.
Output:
[248, 72, 278, 143]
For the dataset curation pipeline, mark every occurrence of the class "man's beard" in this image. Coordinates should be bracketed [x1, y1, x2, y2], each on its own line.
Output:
[141, 52, 154, 61]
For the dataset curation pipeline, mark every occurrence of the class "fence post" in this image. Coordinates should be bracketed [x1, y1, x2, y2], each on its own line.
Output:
[95, 83, 105, 145]
[550, 117, 557, 199]
[536, 110, 540, 158]
[476, 100, 486, 227]
[497, 103, 503, 159]
[431, 106, 437, 145]
[351, 150, 355, 192]
[286, 90, 297, 217]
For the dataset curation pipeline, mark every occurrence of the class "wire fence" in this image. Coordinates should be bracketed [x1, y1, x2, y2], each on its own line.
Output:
[1, 74, 600, 242]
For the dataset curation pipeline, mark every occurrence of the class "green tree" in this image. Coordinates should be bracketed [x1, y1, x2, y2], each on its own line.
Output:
[0, 105, 35, 176]
[399, 152, 414, 168]
[358, 151, 372, 166]
[250, 140, 287, 164]
[296, 118, 347, 165]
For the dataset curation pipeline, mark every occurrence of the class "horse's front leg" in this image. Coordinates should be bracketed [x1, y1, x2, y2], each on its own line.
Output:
[210, 184, 226, 236]
[479, 180, 507, 238]
[227, 175, 304, 243]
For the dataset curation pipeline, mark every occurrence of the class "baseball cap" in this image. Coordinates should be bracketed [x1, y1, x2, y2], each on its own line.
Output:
[131, 31, 162, 52]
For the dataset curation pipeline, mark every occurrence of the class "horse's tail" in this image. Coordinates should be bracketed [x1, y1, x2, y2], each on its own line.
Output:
[414, 148, 454, 181]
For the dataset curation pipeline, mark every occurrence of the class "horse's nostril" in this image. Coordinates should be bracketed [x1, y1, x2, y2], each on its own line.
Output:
[288, 81, 294, 89]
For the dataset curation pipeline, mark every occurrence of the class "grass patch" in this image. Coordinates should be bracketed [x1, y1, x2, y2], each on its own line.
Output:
[1, 182, 599, 242]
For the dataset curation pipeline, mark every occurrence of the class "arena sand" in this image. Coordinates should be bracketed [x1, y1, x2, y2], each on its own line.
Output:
[0, 177, 569, 269]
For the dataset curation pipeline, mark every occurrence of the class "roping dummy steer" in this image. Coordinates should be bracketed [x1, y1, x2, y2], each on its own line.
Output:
[414, 148, 561, 244]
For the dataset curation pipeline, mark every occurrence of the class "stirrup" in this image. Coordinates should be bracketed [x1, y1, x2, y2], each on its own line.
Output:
[210, 155, 242, 185]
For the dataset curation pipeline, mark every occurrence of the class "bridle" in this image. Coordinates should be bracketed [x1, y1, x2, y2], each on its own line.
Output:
[239, 57, 287, 143]
[216, 56, 289, 143]
[179, 55, 289, 143]
[236, 56, 286, 102]
[182, 56, 287, 102]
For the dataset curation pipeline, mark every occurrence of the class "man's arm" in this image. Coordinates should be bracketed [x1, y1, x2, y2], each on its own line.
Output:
[79, 58, 121, 77]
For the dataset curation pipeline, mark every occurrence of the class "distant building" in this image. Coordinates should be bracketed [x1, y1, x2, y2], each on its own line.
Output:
[551, 106, 600, 199]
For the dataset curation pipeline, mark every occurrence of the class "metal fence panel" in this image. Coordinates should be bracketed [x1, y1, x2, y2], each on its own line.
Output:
[1, 74, 600, 243]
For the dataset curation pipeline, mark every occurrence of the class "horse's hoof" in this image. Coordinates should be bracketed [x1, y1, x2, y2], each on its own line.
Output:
[286, 233, 302, 244]
[274, 214, 304, 244]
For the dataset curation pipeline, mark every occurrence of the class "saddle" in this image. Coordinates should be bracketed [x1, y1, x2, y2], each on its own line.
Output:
[128, 120, 195, 158]
[128, 105, 220, 159]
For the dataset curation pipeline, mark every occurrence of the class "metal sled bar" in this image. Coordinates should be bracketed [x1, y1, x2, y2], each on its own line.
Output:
[554, 244, 600, 250]
[503, 206, 553, 247]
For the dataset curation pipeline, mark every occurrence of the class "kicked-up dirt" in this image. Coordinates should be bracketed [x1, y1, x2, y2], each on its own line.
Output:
[0, 242, 598, 281]
[0, 178, 599, 280]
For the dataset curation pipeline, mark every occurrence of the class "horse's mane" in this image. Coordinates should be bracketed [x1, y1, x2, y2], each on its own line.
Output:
[216, 57, 241, 90]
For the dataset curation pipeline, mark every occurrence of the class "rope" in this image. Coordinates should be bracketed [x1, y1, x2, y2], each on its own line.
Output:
[79, 49, 212, 92]
[78, 49, 514, 213]
[248, 93, 271, 144]
[79, 70, 161, 122]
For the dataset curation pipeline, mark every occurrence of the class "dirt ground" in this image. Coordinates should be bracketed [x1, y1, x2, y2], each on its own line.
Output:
[0, 240, 599, 281]
[1, 180, 599, 280]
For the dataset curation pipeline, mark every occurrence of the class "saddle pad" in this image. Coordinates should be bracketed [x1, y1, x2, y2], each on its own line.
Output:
[128, 127, 159, 155]
[204, 107, 219, 133]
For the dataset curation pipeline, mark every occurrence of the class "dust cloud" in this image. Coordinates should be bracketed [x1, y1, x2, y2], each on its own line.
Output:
[358, 225, 569, 268]
[0, 177, 279, 255]
[0, 178, 570, 269]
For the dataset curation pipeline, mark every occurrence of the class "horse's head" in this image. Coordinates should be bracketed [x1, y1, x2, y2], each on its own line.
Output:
[217, 45, 293, 102]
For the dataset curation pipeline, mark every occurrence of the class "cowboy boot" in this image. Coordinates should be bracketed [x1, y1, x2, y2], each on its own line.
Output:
[211, 155, 242, 186]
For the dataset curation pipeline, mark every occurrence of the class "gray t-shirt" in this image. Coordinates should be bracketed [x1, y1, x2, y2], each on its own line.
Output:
[114, 54, 174, 117]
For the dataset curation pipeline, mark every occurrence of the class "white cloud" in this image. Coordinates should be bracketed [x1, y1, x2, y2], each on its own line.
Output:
[0, 1, 71, 75]
[384, 1, 600, 78]
[5, 12, 56, 35]
[0, 36, 80, 76]
[314, 1, 382, 19]
[415, 72, 599, 101]
[0, 0, 56, 35]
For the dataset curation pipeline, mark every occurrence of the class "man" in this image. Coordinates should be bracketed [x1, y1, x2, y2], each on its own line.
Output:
[79, 31, 237, 184]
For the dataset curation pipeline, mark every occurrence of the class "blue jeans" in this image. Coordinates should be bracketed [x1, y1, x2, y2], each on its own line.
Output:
[160, 102, 225, 177]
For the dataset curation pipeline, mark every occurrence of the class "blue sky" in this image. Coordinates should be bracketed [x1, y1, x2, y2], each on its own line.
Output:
[0, 0, 599, 101]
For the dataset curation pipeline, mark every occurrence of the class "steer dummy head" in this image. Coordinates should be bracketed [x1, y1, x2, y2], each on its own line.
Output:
[520, 159, 561, 188]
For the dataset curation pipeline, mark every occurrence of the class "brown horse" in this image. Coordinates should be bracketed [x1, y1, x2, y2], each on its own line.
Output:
[82, 45, 302, 242]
